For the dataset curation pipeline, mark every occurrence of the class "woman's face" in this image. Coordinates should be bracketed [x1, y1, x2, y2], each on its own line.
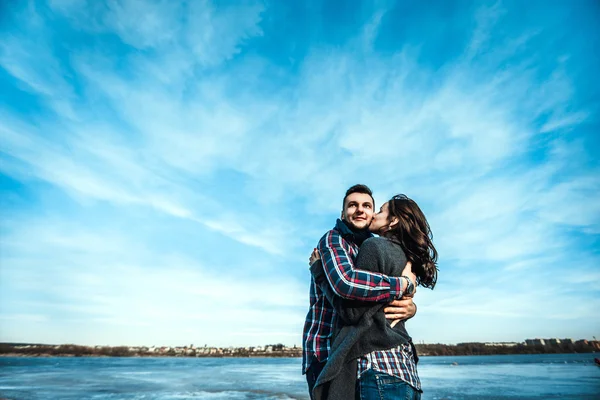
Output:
[369, 202, 394, 234]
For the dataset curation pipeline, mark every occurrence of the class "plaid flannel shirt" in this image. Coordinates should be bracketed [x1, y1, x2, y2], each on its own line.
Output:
[302, 219, 405, 373]
[358, 342, 421, 392]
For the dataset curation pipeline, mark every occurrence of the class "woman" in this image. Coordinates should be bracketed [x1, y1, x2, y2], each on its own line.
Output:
[309, 194, 438, 400]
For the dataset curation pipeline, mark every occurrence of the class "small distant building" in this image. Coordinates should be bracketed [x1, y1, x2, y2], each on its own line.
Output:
[484, 342, 519, 347]
[525, 339, 545, 346]
[561, 338, 573, 345]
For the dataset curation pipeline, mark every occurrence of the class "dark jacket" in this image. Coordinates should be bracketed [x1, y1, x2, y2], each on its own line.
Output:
[311, 237, 413, 400]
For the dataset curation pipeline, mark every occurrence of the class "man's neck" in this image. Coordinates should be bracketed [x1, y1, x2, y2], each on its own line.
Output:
[348, 224, 368, 235]
[340, 219, 371, 245]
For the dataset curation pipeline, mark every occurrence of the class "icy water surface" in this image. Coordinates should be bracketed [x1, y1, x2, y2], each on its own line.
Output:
[1, 353, 598, 399]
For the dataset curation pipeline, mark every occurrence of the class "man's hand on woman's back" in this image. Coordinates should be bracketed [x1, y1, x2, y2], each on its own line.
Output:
[384, 297, 416, 320]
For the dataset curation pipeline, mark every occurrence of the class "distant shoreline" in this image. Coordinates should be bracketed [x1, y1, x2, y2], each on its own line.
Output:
[1, 352, 598, 359]
[2, 340, 598, 358]
[0, 353, 300, 358]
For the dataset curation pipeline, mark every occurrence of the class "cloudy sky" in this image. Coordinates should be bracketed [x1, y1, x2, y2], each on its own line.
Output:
[1, 0, 599, 347]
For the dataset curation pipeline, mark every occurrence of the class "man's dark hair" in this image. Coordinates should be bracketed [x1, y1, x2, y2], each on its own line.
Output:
[342, 184, 374, 209]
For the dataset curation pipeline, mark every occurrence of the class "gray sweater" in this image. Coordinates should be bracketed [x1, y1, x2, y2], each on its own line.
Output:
[310, 237, 413, 400]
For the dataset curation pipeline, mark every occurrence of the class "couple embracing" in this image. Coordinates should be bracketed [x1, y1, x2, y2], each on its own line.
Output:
[302, 184, 438, 400]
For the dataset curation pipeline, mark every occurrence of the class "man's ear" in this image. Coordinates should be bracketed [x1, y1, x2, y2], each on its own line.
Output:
[340, 210, 344, 220]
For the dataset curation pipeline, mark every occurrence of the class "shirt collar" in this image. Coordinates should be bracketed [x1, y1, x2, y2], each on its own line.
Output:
[335, 218, 353, 237]
[335, 218, 372, 246]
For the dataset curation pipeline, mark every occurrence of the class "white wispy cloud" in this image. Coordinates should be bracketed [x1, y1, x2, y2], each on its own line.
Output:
[1, 212, 306, 346]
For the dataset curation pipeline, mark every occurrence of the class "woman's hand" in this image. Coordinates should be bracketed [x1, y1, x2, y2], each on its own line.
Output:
[401, 261, 417, 296]
[309, 248, 321, 266]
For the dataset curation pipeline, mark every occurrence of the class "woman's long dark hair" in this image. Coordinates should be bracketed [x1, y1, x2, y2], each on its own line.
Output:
[384, 194, 438, 289]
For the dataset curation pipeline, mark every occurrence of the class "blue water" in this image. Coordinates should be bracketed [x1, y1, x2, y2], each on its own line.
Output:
[0, 354, 598, 399]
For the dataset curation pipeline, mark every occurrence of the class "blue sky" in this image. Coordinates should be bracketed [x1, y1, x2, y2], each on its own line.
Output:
[1, 0, 599, 347]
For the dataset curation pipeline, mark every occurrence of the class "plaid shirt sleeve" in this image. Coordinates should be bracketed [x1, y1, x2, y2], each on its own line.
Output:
[318, 230, 404, 303]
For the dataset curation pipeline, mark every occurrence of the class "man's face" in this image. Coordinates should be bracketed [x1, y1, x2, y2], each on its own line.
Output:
[341, 192, 374, 230]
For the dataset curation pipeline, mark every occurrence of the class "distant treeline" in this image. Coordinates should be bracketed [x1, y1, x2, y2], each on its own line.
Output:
[415, 341, 598, 356]
[0, 343, 301, 358]
[0, 344, 135, 357]
[1, 341, 598, 358]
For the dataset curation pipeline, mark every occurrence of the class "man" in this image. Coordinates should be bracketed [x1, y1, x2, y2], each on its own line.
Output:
[302, 184, 416, 398]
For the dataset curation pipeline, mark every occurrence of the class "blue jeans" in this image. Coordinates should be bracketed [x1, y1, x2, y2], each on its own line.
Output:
[357, 369, 421, 400]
